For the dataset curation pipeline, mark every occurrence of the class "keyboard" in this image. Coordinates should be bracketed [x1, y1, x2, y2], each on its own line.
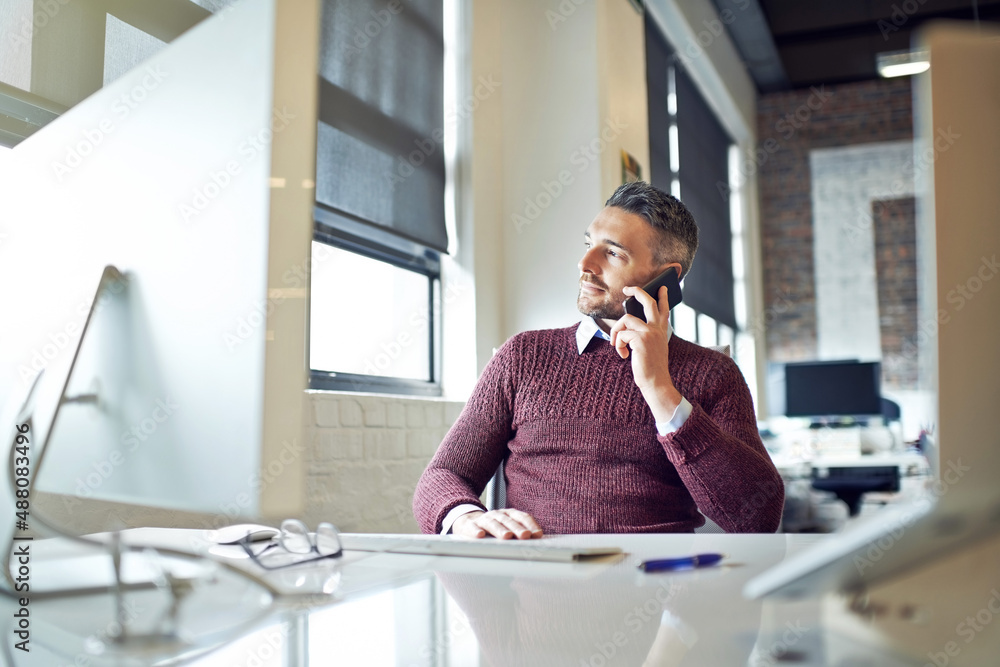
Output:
[338, 533, 622, 563]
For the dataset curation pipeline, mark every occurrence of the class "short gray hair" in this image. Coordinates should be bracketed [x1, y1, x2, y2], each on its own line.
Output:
[604, 181, 699, 279]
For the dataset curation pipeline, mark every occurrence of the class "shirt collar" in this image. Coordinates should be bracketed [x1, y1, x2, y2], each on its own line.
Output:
[576, 315, 672, 354]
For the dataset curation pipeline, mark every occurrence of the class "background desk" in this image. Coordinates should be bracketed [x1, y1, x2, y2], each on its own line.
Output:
[774, 451, 931, 531]
[11, 530, 931, 666]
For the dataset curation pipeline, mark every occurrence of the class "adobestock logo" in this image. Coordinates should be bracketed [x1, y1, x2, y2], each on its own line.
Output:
[853, 459, 970, 576]
[383, 74, 501, 191]
[924, 589, 1000, 667]
[546, 0, 588, 31]
[354, 278, 466, 378]
[7, 0, 71, 52]
[877, 0, 931, 40]
[718, 87, 834, 202]
[675, 0, 754, 68]
[51, 65, 170, 182]
[225, 245, 331, 352]
[512, 116, 627, 234]
[179, 106, 296, 223]
[216, 438, 306, 520]
[18, 275, 132, 386]
[339, 0, 409, 63]
[61, 397, 180, 513]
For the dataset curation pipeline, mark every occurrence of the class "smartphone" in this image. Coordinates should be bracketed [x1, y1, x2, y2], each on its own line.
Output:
[623, 267, 683, 322]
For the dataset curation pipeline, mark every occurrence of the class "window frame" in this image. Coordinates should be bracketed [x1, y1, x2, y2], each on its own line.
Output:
[308, 203, 443, 397]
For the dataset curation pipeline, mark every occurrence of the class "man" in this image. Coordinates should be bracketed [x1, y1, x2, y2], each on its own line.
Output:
[413, 181, 783, 538]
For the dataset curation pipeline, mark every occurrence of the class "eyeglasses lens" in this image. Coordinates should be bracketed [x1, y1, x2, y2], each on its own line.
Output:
[315, 523, 342, 556]
[279, 520, 312, 554]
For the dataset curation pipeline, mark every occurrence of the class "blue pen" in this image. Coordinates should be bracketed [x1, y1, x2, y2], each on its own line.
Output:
[638, 553, 725, 572]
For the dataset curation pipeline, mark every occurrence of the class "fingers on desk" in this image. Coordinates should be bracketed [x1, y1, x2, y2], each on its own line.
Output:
[478, 509, 543, 540]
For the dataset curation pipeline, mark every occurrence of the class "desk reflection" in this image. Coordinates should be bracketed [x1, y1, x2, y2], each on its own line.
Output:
[434, 563, 758, 667]
[18, 534, 800, 666]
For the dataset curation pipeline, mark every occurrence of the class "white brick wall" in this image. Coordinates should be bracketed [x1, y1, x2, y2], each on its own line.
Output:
[303, 391, 465, 533]
[809, 141, 914, 361]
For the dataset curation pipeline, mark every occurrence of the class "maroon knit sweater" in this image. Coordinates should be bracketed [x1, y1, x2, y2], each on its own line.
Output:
[413, 324, 784, 534]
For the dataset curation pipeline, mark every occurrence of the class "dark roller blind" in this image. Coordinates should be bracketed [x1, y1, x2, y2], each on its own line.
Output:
[316, 0, 447, 253]
[674, 65, 736, 330]
[645, 16, 736, 330]
[644, 15, 672, 195]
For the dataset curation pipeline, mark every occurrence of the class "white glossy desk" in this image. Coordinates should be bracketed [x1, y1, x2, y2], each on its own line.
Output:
[9, 531, 929, 666]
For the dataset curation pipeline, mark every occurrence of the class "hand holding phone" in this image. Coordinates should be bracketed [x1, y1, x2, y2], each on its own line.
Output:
[623, 267, 683, 322]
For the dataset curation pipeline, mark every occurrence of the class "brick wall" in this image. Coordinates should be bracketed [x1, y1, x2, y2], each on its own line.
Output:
[874, 197, 918, 389]
[756, 78, 913, 363]
[303, 392, 465, 533]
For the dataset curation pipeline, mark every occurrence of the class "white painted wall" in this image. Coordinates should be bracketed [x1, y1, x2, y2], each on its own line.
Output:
[497, 0, 605, 336]
[809, 141, 915, 362]
[465, 0, 657, 349]
[596, 0, 651, 201]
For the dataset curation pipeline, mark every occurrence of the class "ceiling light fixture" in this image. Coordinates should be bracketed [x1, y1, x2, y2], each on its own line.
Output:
[877, 50, 930, 78]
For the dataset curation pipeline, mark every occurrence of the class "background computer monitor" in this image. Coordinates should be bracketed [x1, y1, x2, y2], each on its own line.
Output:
[0, 0, 320, 535]
[784, 360, 882, 419]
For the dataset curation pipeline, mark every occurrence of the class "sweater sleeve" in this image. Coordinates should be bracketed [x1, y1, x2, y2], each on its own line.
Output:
[657, 358, 784, 533]
[412, 337, 518, 534]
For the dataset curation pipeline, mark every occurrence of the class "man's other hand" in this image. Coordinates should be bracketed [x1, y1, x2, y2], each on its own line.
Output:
[452, 509, 543, 539]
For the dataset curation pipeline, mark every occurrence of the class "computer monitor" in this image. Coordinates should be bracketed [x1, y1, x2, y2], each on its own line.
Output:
[0, 0, 320, 550]
[746, 22, 1000, 600]
[784, 360, 882, 419]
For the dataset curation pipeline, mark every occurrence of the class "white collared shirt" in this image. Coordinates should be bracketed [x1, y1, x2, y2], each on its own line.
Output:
[575, 315, 692, 434]
[440, 316, 693, 535]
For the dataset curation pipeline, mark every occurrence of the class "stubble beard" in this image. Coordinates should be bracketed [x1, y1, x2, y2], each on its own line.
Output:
[577, 284, 625, 321]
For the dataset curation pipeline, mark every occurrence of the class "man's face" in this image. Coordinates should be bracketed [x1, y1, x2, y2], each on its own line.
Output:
[576, 206, 676, 322]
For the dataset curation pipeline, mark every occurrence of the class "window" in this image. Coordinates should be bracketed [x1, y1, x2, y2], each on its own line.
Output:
[697, 313, 719, 347]
[310, 245, 433, 382]
[309, 0, 446, 396]
[309, 215, 442, 396]
[646, 18, 737, 334]
[672, 302, 697, 342]
[672, 63, 737, 331]
[647, 15, 758, 405]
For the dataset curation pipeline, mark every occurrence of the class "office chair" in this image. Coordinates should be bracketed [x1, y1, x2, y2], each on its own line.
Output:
[880, 396, 903, 450]
[483, 345, 732, 535]
[881, 397, 901, 424]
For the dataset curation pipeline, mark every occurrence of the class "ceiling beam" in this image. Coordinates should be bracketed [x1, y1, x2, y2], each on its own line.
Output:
[761, 0, 1000, 37]
[710, 0, 789, 92]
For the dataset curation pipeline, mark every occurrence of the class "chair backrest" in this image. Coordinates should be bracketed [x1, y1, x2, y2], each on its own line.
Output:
[708, 344, 731, 357]
[483, 460, 506, 512]
[881, 397, 901, 423]
[484, 345, 507, 512]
